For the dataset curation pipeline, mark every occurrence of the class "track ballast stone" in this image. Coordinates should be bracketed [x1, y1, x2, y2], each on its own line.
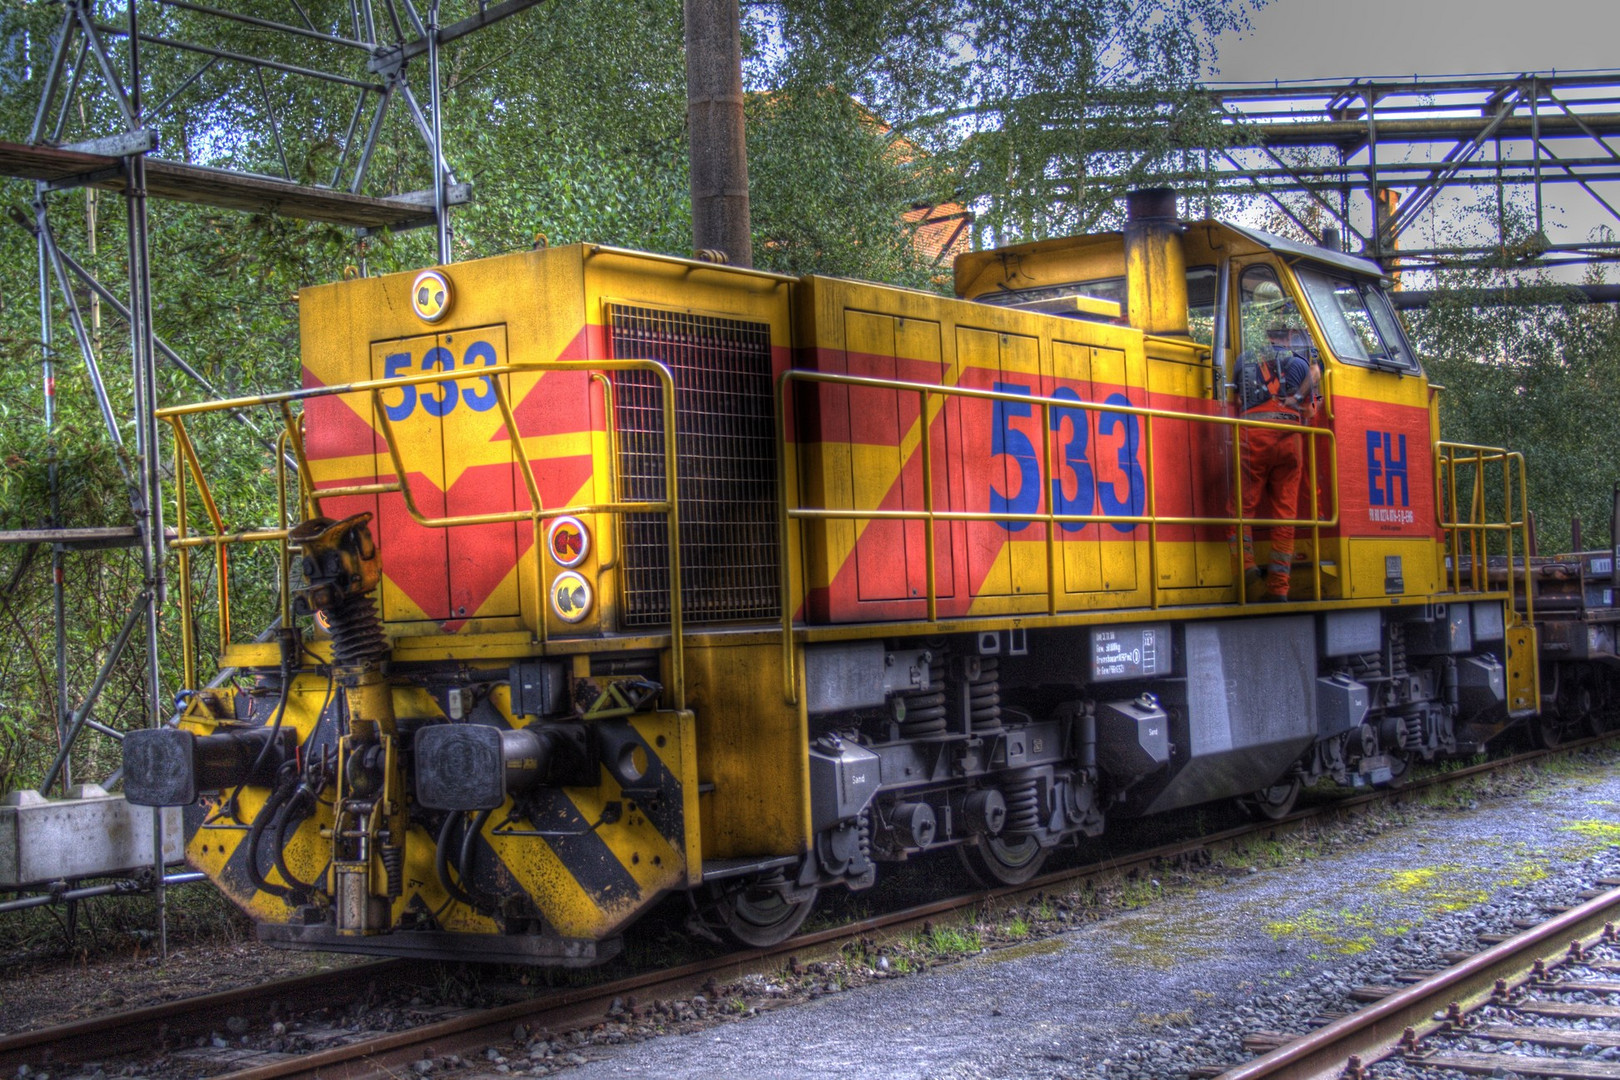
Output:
[558, 750, 1620, 1080]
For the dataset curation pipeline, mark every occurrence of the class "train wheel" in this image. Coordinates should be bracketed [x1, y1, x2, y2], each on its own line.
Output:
[710, 873, 817, 948]
[1533, 711, 1578, 750]
[1383, 751, 1414, 787]
[957, 834, 1048, 888]
[1237, 777, 1301, 821]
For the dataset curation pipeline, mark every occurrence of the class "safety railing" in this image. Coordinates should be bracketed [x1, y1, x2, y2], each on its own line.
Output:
[774, 371, 1339, 704]
[1435, 440, 1534, 624]
[159, 359, 687, 709]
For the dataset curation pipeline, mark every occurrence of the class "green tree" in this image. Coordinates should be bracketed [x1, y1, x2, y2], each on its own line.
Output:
[753, 0, 1265, 243]
[0, 0, 1261, 796]
[1410, 271, 1620, 556]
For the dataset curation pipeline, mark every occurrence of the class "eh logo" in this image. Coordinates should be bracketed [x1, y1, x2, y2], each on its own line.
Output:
[1366, 430, 1409, 508]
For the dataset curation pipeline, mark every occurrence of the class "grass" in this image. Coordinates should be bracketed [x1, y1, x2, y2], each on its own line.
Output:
[1117, 877, 1165, 909]
[919, 923, 983, 958]
[1137, 1009, 1194, 1030]
[0, 877, 249, 959]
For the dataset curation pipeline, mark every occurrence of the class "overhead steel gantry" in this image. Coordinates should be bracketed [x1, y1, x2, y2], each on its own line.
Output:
[0, 0, 539, 951]
[1183, 71, 1620, 274]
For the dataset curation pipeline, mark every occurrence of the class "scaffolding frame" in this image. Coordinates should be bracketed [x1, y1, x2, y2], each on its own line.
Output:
[1190, 71, 1620, 273]
[0, 0, 538, 948]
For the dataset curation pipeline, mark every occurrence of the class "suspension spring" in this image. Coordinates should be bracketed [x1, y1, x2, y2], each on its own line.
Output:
[899, 656, 948, 739]
[326, 593, 388, 667]
[381, 843, 403, 899]
[1388, 626, 1408, 676]
[1002, 773, 1041, 834]
[857, 810, 872, 863]
[968, 656, 1003, 734]
[1403, 709, 1426, 751]
[1349, 653, 1383, 681]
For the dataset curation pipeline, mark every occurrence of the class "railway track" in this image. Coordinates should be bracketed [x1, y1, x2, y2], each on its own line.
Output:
[1211, 881, 1620, 1080]
[3, 735, 1614, 1080]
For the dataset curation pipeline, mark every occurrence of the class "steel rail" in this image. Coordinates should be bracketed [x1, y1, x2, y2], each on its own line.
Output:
[206, 734, 1620, 1080]
[0, 960, 401, 1070]
[6, 734, 1608, 1080]
[1214, 884, 1620, 1080]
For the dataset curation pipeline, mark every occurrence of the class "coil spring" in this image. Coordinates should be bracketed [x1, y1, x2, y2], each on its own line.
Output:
[1388, 626, 1407, 675]
[857, 811, 872, 863]
[1349, 653, 1382, 680]
[1002, 773, 1041, 834]
[899, 657, 948, 739]
[1403, 709, 1425, 751]
[968, 657, 1003, 734]
[327, 593, 388, 667]
[381, 844, 403, 899]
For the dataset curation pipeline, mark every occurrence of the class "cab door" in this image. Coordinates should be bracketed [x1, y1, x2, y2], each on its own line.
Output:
[1289, 263, 1436, 599]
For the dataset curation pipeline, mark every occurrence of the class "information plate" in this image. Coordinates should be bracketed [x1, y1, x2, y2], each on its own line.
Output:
[1090, 623, 1171, 682]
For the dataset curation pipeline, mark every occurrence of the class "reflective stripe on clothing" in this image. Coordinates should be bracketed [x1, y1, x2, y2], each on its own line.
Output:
[1228, 423, 1305, 598]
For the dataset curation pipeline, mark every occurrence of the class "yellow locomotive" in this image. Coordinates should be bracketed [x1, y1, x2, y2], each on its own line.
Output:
[124, 189, 1598, 963]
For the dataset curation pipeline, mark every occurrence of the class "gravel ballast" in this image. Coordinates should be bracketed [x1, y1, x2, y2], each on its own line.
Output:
[554, 749, 1620, 1080]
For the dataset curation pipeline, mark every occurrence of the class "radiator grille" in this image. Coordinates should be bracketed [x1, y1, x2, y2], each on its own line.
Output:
[610, 306, 781, 627]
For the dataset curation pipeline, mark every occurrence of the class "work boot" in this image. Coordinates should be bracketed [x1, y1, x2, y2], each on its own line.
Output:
[1244, 568, 1266, 602]
[1262, 570, 1291, 602]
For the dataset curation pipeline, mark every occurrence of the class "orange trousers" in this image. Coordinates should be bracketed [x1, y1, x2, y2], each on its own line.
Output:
[1229, 424, 1304, 597]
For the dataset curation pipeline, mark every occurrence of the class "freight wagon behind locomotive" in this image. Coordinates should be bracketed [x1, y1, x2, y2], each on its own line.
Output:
[123, 190, 1618, 963]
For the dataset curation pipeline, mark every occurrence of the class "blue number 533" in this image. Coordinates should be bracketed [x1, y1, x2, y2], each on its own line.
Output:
[382, 340, 498, 421]
[991, 381, 1142, 534]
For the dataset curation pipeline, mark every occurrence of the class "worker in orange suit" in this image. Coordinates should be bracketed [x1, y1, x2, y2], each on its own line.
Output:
[1232, 317, 1320, 602]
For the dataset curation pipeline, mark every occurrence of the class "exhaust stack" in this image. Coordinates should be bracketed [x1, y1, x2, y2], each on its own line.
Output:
[1123, 188, 1189, 337]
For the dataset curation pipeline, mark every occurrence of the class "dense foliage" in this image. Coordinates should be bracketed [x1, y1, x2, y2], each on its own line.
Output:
[0, 0, 1263, 797]
[1408, 272, 1620, 556]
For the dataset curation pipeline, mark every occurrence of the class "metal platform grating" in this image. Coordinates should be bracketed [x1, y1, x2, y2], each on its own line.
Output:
[610, 305, 780, 627]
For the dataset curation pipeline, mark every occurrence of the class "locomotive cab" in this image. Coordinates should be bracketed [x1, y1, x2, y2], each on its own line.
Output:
[955, 197, 1441, 606]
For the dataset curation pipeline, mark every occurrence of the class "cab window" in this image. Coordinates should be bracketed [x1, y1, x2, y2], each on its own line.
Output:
[1295, 265, 1420, 374]
[1185, 266, 1218, 346]
[1237, 264, 1309, 356]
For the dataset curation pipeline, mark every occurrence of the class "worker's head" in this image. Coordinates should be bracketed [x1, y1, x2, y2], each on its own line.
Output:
[1251, 280, 1287, 307]
[1268, 322, 1310, 352]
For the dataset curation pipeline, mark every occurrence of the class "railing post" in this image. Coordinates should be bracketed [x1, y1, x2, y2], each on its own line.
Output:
[920, 385, 938, 625]
[1040, 398, 1056, 617]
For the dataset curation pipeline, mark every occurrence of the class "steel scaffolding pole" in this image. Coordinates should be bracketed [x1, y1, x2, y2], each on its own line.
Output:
[1, 0, 542, 948]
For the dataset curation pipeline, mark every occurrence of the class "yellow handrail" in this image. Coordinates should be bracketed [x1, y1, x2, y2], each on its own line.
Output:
[160, 359, 686, 711]
[1433, 441, 1532, 624]
[774, 370, 1339, 704]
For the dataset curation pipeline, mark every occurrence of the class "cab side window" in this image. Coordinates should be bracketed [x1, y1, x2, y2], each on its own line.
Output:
[1185, 266, 1218, 346]
[1237, 264, 1308, 355]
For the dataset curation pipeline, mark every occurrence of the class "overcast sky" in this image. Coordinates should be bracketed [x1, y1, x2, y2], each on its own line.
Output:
[1207, 0, 1618, 83]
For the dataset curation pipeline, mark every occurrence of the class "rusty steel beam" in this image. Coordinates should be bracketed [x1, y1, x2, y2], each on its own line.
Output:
[1226, 112, 1620, 150]
[1390, 283, 1620, 307]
